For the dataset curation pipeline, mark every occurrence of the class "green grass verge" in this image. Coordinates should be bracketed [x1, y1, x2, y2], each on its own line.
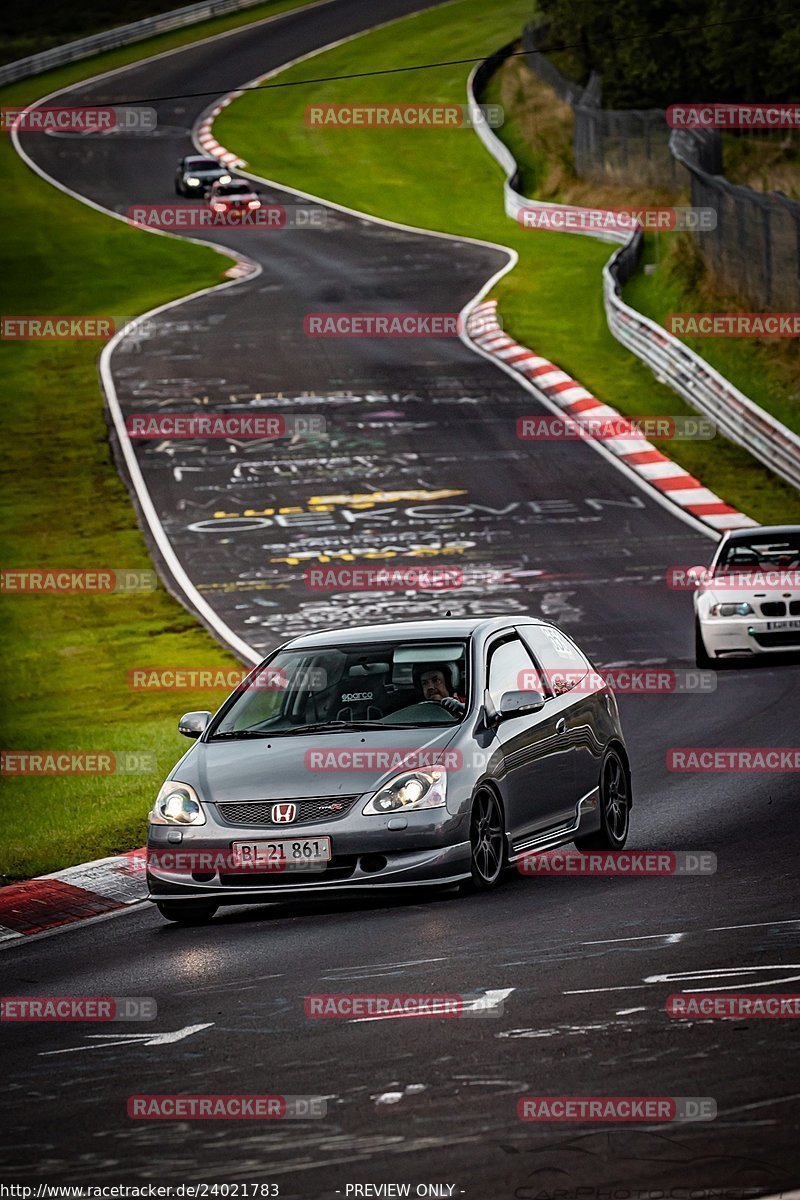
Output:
[214, 0, 800, 524]
[0, 0, 321, 881]
[624, 235, 800, 436]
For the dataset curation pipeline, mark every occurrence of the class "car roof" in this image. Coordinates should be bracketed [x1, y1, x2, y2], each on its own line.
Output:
[723, 525, 800, 540]
[184, 156, 221, 166]
[283, 616, 549, 649]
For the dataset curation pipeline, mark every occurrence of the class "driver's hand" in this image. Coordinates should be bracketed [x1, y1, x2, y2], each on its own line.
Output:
[439, 696, 465, 716]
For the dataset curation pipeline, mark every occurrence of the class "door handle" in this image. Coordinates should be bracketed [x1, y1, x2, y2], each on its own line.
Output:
[556, 717, 566, 735]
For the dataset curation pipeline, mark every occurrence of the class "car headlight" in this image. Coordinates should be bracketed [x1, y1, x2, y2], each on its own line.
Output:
[709, 601, 754, 617]
[186, 177, 200, 186]
[219, 174, 232, 184]
[362, 770, 447, 815]
[212, 202, 226, 212]
[247, 199, 261, 209]
[149, 781, 206, 825]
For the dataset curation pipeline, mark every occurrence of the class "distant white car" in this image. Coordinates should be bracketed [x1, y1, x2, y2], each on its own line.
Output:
[693, 525, 800, 667]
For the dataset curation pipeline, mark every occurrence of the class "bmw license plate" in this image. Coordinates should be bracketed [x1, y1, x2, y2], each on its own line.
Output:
[766, 620, 800, 631]
[231, 837, 331, 873]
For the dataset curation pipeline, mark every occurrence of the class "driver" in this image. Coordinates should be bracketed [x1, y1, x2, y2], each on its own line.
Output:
[413, 662, 466, 717]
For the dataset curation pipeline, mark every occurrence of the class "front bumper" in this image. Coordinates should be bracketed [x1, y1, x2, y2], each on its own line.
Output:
[699, 615, 800, 657]
[146, 808, 471, 902]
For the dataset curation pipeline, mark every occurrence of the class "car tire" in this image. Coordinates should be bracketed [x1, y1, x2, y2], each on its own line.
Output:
[695, 619, 715, 669]
[462, 788, 506, 891]
[155, 900, 218, 925]
[574, 748, 631, 851]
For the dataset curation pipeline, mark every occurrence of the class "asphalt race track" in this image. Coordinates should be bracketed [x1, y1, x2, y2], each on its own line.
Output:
[4, 0, 800, 1193]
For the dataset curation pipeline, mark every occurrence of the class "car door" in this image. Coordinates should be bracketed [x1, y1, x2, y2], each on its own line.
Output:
[485, 633, 576, 847]
[516, 623, 605, 807]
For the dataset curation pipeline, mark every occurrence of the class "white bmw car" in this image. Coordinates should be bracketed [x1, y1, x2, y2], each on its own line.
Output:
[693, 525, 800, 667]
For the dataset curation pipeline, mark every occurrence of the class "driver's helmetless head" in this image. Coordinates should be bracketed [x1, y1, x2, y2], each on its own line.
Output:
[420, 668, 450, 701]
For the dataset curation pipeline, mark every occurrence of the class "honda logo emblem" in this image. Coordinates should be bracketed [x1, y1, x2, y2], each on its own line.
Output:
[272, 802, 297, 824]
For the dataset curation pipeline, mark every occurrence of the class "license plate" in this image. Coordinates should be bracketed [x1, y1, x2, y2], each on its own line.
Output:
[766, 620, 800, 631]
[230, 837, 332, 874]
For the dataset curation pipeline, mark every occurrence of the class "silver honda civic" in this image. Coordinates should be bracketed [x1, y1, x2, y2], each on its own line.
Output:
[147, 616, 632, 923]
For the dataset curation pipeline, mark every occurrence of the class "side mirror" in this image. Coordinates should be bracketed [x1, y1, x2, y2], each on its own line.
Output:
[686, 565, 709, 588]
[178, 711, 211, 739]
[498, 690, 546, 720]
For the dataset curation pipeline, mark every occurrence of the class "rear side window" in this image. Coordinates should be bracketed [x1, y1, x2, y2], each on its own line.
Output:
[517, 625, 590, 695]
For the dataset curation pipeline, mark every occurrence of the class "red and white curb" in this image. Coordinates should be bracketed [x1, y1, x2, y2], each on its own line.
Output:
[467, 300, 757, 533]
[196, 92, 247, 169]
[0, 849, 147, 943]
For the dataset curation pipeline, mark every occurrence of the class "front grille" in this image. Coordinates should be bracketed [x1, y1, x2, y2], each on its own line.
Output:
[791, 601, 800, 616]
[752, 632, 800, 648]
[215, 796, 359, 827]
[219, 856, 359, 888]
[760, 602, 786, 616]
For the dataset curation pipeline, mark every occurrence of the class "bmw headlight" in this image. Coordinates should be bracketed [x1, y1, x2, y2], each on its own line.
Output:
[149, 781, 206, 825]
[186, 177, 200, 186]
[219, 174, 232, 184]
[362, 770, 447, 815]
[709, 602, 753, 616]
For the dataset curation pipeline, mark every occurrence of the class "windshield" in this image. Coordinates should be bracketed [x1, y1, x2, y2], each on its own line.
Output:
[716, 534, 800, 573]
[215, 183, 251, 196]
[209, 639, 470, 738]
[187, 159, 222, 172]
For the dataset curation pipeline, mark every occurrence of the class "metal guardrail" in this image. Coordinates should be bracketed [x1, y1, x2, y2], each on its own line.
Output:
[604, 239, 800, 491]
[469, 52, 627, 246]
[0, 0, 270, 85]
[467, 55, 800, 494]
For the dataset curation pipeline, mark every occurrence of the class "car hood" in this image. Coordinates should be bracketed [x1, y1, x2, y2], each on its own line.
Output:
[175, 724, 461, 803]
[700, 580, 799, 606]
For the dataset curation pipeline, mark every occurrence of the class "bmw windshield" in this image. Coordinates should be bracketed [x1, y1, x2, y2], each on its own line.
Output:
[208, 640, 470, 738]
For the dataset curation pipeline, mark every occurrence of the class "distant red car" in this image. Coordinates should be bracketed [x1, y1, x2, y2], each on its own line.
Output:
[206, 179, 262, 215]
